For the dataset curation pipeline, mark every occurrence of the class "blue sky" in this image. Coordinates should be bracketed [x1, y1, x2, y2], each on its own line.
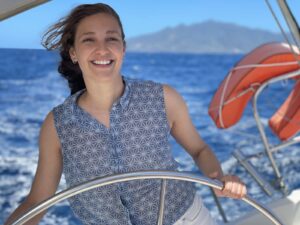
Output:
[0, 0, 299, 49]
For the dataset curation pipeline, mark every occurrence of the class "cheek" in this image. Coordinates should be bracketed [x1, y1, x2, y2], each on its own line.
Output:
[76, 47, 92, 61]
[114, 46, 125, 58]
[109, 42, 125, 53]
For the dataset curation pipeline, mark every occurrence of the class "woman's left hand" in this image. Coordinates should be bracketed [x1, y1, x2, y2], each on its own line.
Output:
[214, 175, 247, 199]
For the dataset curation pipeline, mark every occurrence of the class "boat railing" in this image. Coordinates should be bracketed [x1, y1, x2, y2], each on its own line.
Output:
[233, 69, 300, 193]
[231, 0, 300, 195]
[9, 171, 285, 225]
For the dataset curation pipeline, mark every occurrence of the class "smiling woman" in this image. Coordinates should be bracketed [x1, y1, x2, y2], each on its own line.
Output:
[3, 3, 247, 225]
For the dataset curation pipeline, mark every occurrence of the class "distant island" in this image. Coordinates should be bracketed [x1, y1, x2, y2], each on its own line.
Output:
[126, 20, 282, 54]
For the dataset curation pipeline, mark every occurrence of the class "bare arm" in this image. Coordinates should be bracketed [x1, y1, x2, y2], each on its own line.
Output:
[164, 85, 246, 198]
[4, 111, 62, 225]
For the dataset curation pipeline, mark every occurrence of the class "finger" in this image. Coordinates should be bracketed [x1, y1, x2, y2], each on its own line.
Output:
[224, 175, 237, 192]
[222, 176, 245, 199]
[234, 178, 247, 198]
[227, 183, 240, 198]
[223, 180, 233, 195]
[241, 184, 247, 197]
[236, 182, 243, 198]
[230, 177, 243, 198]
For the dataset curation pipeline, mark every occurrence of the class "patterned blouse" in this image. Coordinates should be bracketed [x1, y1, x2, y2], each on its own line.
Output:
[53, 77, 196, 225]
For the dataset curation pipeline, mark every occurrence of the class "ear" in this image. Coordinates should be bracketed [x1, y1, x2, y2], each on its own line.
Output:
[69, 47, 77, 63]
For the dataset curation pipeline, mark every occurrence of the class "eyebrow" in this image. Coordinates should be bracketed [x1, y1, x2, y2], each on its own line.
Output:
[81, 32, 94, 36]
[79, 30, 121, 38]
[106, 30, 121, 35]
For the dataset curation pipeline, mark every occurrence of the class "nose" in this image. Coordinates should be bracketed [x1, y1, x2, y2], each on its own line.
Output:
[94, 41, 109, 55]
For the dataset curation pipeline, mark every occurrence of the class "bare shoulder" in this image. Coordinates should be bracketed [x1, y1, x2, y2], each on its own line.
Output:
[163, 84, 187, 109]
[42, 111, 55, 128]
[163, 84, 184, 102]
[39, 111, 60, 149]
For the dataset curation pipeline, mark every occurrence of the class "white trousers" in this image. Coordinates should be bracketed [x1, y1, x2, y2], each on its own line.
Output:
[173, 195, 217, 225]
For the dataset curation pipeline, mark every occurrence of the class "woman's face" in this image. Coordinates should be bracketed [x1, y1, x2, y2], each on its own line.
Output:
[69, 13, 125, 83]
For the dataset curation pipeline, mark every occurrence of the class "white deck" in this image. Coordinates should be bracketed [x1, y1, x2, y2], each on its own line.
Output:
[230, 189, 300, 225]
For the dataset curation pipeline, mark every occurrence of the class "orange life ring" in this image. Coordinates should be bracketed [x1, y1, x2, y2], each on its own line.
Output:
[269, 80, 300, 141]
[208, 42, 300, 129]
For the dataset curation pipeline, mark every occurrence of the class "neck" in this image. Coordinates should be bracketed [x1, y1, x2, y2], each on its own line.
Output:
[79, 75, 124, 112]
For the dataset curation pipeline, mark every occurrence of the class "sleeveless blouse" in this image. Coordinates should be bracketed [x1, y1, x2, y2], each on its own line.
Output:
[53, 77, 196, 225]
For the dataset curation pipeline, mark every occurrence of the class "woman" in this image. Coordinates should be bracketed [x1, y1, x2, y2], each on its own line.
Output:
[5, 3, 246, 225]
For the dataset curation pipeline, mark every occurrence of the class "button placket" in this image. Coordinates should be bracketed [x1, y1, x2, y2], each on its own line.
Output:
[110, 104, 122, 173]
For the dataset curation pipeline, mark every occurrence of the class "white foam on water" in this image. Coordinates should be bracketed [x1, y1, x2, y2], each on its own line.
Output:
[180, 86, 210, 94]
[0, 156, 69, 223]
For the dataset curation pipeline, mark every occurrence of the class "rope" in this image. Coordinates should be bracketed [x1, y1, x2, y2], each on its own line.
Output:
[213, 61, 300, 128]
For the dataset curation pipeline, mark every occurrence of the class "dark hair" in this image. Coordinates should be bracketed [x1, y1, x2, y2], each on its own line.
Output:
[42, 3, 126, 94]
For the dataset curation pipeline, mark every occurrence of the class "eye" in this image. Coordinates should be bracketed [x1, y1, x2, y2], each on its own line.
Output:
[107, 37, 119, 42]
[82, 38, 94, 43]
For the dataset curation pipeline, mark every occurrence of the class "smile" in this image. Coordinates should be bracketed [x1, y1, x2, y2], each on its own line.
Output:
[91, 60, 113, 65]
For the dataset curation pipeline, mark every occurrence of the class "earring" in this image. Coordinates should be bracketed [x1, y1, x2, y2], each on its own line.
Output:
[72, 59, 77, 64]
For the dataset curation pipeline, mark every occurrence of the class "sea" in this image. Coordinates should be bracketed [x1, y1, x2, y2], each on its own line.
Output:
[0, 48, 300, 224]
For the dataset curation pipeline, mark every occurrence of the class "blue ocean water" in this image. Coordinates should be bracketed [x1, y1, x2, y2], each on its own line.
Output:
[0, 48, 299, 224]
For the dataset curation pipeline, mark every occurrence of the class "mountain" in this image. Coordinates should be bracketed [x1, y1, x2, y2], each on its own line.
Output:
[126, 20, 283, 54]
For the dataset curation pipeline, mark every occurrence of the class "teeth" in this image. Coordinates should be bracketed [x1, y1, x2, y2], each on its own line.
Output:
[92, 60, 111, 65]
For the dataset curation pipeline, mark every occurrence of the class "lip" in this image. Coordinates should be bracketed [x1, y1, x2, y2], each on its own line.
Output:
[90, 59, 114, 68]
